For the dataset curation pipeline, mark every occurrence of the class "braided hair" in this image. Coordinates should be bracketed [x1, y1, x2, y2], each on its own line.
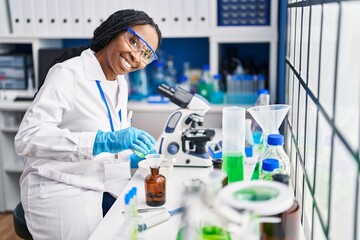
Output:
[37, 9, 161, 92]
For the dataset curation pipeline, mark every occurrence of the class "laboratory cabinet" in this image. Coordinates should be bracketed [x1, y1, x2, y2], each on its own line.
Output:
[0, 0, 278, 211]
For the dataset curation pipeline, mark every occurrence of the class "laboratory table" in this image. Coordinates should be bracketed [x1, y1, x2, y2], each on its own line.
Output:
[90, 163, 255, 240]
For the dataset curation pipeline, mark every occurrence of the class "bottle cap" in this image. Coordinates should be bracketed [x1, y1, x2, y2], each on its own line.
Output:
[179, 75, 188, 83]
[156, 62, 165, 67]
[262, 158, 280, 172]
[272, 174, 290, 186]
[267, 134, 284, 146]
[212, 159, 223, 169]
[213, 74, 221, 80]
[257, 89, 269, 95]
[257, 74, 265, 80]
[202, 64, 210, 71]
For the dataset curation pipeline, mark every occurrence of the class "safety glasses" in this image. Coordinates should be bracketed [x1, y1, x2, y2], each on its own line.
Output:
[124, 27, 158, 64]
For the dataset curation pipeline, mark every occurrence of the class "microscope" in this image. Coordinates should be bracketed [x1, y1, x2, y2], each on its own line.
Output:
[155, 84, 215, 167]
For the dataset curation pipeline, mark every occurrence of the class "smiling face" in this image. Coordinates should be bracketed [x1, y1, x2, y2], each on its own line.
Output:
[95, 24, 159, 80]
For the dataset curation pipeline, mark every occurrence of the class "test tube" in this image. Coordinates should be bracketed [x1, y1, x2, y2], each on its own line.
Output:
[222, 106, 245, 183]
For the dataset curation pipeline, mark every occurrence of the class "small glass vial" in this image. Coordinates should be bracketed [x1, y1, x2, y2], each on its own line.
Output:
[212, 159, 228, 187]
[145, 166, 166, 206]
[259, 158, 280, 180]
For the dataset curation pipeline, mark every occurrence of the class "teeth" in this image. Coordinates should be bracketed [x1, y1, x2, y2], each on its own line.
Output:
[121, 56, 132, 69]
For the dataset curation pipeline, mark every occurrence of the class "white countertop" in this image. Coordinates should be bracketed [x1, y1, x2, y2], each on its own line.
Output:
[90, 160, 256, 240]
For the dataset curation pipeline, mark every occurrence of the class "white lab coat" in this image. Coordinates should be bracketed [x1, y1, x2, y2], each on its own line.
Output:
[15, 49, 132, 239]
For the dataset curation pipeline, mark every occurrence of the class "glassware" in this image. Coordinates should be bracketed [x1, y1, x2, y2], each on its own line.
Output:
[247, 104, 290, 160]
[252, 134, 289, 180]
[144, 154, 166, 206]
[176, 179, 231, 240]
[260, 174, 300, 240]
[222, 106, 245, 183]
[259, 158, 280, 180]
[212, 159, 228, 187]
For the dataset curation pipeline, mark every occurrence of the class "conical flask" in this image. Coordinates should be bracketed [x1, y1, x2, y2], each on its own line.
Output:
[247, 104, 290, 144]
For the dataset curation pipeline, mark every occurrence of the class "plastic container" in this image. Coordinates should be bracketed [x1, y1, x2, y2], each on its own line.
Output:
[259, 158, 280, 180]
[252, 134, 289, 180]
[222, 106, 245, 183]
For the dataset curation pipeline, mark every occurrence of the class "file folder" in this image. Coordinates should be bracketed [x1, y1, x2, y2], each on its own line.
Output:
[69, 0, 84, 35]
[32, 0, 48, 35]
[95, 0, 109, 24]
[57, 0, 71, 35]
[45, 0, 59, 35]
[169, 0, 184, 35]
[156, 0, 171, 35]
[83, 0, 97, 36]
[0, 0, 11, 34]
[8, 0, 24, 34]
[197, 0, 210, 34]
[21, 0, 34, 35]
[117, 0, 134, 11]
[184, 0, 196, 34]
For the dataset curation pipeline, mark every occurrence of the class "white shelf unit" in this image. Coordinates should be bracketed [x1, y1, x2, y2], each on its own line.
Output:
[0, 102, 31, 211]
[0, 0, 278, 211]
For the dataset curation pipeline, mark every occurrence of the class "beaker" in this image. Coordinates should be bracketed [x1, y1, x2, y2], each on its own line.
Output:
[222, 106, 245, 183]
[247, 104, 291, 157]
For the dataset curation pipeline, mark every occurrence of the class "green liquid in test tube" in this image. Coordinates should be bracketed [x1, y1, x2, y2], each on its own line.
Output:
[134, 150, 146, 158]
[222, 153, 244, 183]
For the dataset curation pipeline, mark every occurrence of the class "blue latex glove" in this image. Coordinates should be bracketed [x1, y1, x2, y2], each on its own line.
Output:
[130, 149, 158, 168]
[130, 153, 143, 168]
[93, 127, 156, 156]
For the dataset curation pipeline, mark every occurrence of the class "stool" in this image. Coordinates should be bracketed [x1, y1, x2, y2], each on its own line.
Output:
[13, 202, 33, 240]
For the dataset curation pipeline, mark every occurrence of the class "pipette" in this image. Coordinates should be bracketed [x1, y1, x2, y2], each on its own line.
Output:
[137, 207, 183, 232]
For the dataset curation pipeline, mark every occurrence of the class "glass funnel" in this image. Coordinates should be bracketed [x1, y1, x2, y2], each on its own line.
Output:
[247, 104, 291, 153]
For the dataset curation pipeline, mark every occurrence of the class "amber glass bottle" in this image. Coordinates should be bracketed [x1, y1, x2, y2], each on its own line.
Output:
[261, 174, 300, 240]
[212, 159, 228, 187]
[145, 167, 166, 206]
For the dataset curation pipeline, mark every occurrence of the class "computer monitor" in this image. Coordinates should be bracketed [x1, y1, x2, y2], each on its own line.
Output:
[38, 48, 65, 91]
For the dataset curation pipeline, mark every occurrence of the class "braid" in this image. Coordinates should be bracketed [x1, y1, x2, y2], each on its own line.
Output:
[90, 9, 162, 52]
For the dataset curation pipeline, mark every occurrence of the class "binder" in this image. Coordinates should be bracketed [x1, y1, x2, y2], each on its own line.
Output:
[169, 0, 184, 35]
[57, 0, 71, 36]
[184, 0, 196, 34]
[0, 0, 11, 34]
[45, 0, 59, 35]
[8, 0, 24, 34]
[95, 0, 109, 25]
[32, 0, 48, 35]
[83, 0, 97, 36]
[69, 0, 84, 35]
[144, 1, 157, 24]
[117, 0, 134, 11]
[21, 0, 34, 35]
[156, 0, 171, 35]
[107, 0, 120, 16]
[197, 0, 210, 34]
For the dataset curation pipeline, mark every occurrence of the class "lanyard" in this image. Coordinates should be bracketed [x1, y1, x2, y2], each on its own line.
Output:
[95, 80, 121, 132]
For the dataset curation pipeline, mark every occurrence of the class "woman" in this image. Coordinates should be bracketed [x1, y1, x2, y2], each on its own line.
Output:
[14, 9, 162, 239]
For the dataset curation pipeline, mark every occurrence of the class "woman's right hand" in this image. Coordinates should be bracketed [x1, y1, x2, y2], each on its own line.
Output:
[93, 127, 156, 156]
